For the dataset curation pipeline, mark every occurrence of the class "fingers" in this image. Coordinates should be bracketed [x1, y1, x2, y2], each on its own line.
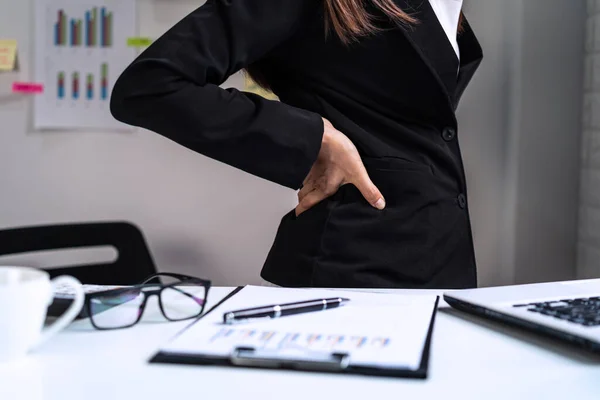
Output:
[295, 189, 328, 217]
[299, 120, 385, 214]
[352, 167, 386, 210]
[299, 166, 343, 204]
[297, 184, 314, 203]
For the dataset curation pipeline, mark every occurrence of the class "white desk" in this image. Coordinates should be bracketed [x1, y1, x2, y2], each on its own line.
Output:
[1, 287, 599, 400]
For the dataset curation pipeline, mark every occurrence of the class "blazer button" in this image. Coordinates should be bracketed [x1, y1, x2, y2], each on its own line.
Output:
[458, 193, 467, 209]
[442, 127, 456, 141]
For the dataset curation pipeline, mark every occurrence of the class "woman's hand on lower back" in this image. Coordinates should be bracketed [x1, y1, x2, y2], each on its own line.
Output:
[295, 118, 386, 217]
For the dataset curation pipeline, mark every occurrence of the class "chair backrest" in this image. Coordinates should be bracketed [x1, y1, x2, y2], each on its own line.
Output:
[0, 221, 157, 285]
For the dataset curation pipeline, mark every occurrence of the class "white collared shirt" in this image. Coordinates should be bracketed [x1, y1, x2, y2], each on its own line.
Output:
[428, 0, 464, 61]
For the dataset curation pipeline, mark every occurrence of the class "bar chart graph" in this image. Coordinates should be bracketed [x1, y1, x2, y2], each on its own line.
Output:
[54, 7, 113, 47]
[35, 0, 136, 129]
[56, 62, 109, 101]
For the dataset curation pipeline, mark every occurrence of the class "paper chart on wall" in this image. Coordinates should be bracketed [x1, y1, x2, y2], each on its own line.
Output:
[33, 0, 137, 130]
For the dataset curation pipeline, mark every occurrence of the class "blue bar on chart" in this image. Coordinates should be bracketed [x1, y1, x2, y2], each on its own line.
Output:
[56, 65, 108, 101]
[101, 63, 108, 100]
[57, 71, 65, 99]
[54, 8, 109, 48]
[54, 10, 67, 46]
[86, 73, 94, 100]
[72, 72, 79, 100]
[100, 7, 105, 47]
[100, 7, 113, 47]
[85, 10, 91, 46]
[70, 18, 82, 46]
[54, 10, 81, 47]
[55, 15, 60, 46]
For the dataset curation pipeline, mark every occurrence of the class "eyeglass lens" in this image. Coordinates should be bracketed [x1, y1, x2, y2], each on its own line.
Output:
[89, 277, 207, 329]
[90, 288, 145, 329]
[161, 283, 206, 320]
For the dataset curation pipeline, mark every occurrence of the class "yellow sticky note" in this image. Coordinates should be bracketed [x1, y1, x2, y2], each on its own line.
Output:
[0, 39, 19, 72]
[127, 37, 153, 47]
[244, 75, 279, 101]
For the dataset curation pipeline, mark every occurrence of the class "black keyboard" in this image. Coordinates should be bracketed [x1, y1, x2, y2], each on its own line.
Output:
[513, 297, 600, 327]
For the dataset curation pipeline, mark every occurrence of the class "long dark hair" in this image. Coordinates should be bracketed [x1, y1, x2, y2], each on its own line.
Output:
[246, 0, 464, 90]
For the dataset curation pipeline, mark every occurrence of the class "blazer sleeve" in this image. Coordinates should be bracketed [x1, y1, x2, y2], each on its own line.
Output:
[110, 0, 323, 190]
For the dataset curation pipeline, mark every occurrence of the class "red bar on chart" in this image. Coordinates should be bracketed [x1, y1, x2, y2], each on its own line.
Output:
[101, 63, 108, 100]
[72, 72, 79, 99]
[58, 72, 65, 99]
[86, 73, 94, 100]
[55, 10, 65, 46]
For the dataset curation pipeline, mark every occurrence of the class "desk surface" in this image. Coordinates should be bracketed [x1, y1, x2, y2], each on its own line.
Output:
[1, 287, 599, 400]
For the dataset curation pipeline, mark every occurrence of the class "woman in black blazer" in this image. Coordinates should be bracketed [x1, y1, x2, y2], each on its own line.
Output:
[110, 0, 483, 289]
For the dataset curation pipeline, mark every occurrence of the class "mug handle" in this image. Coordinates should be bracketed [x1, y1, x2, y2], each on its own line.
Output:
[36, 275, 85, 347]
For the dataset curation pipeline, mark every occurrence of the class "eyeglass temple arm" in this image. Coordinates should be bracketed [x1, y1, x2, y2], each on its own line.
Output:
[93, 284, 205, 309]
[165, 284, 206, 306]
[139, 272, 211, 286]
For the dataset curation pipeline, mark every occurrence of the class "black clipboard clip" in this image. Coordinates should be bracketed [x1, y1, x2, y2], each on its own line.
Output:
[230, 347, 350, 372]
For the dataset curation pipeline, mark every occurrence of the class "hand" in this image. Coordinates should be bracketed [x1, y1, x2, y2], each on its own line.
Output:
[295, 118, 386, 217]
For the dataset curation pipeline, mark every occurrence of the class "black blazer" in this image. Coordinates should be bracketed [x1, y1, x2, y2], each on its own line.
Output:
[110, 0, 483, 289]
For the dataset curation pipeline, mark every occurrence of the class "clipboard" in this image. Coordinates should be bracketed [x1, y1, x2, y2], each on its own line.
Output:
[149, 286, 440, 379]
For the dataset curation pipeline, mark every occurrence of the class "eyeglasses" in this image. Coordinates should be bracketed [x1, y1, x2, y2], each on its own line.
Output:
[85, 272, 211, 330]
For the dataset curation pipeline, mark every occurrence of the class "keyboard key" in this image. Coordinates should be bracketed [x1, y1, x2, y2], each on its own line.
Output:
[546, 302, 569, 308]
[513, 296, 600, 327]
[529, 302, 549, 307]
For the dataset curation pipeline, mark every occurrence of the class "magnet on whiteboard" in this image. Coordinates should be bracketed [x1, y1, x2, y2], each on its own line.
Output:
[12, 82, 44, 94]
[127, 37, 153, 47]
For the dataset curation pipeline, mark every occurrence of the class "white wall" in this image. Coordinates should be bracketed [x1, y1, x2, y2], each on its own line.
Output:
[0, 0, 293, 286]
[458, 0, 516, 286]
[510, 0, 586, 284]
[578, 0, 600, 279]
[460, 0, 585, 285]
[0, 0, 587, 287]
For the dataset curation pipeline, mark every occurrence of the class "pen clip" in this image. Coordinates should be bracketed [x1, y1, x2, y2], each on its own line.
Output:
[230, 347, 350, 371]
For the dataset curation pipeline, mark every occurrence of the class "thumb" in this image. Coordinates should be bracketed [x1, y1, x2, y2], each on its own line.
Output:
[353, 171, 385, 210]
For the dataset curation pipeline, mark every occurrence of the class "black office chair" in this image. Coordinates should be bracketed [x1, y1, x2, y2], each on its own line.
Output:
[0, 221, 157, 284]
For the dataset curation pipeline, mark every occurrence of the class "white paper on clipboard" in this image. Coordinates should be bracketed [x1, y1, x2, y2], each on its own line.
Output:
[157, 285, 438, 371]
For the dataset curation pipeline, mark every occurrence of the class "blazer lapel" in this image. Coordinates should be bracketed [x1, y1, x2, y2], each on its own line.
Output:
[397, 0, 460, 99]
[454, 17, 484, 107]
[396, 0, 483, 110]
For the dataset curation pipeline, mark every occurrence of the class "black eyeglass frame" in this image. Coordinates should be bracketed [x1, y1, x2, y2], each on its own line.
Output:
[84, 272, 212, 330]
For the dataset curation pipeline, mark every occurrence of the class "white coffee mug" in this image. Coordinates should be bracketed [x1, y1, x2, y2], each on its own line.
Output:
[0, 266, 85, 363]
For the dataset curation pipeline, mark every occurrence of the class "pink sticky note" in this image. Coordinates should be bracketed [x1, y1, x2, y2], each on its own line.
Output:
[12, 82, 44, 94]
